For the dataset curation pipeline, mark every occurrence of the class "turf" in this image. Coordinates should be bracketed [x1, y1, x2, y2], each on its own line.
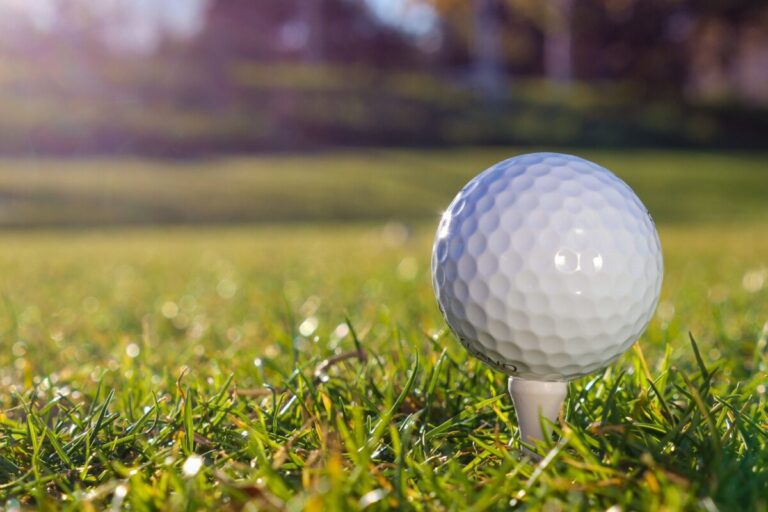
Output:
[0, 151, 766, 510]
[0, 149, 765, 226]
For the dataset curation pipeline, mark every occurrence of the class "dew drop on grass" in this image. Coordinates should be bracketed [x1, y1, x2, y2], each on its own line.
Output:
[126, 343, 140, 358]
[742, 268, 766, 293]
[217, 279, 237, 299]
[50, 329, 64, 343]
[182, 455, 204, 477]
[188, 323, 206, 340]
[359, 489, 388, 508]
[331, 323, 349, 340]
[299, 316, 319, 337]
[382, 221, 409, 247]
[161, 301, 179, 319]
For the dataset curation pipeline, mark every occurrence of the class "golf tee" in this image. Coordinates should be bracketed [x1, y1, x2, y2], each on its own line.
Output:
[507, 378, 568, 450]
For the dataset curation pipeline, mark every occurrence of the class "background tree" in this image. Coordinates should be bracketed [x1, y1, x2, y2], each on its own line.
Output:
[472, 0, 506, 101]
[194, 0, 417, 66]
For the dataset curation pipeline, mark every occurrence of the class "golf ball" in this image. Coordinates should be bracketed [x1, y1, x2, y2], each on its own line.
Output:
[432, 153, 663, 381]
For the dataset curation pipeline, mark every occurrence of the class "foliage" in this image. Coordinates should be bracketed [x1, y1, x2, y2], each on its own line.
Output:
[0, 56, 766, 154]
[1, 0, 767, 153]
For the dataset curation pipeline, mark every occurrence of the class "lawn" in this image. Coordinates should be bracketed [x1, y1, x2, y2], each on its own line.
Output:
[0, 149, 765, 226]
[0, 150, 766, 510]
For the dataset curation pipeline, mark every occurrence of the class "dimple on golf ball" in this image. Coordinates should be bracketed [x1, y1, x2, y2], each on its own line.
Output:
[432, 153, 663, 381]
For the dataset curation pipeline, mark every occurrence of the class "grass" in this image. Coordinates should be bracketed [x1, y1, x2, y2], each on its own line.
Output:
[0, 150, 766, 510]
[0, 149, 766, 226]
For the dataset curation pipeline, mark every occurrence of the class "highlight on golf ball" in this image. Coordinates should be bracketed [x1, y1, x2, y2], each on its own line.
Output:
[431, 152, 663, 444]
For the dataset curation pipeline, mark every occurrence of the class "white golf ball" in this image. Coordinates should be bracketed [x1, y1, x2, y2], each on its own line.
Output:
[432, 153, 663, 381]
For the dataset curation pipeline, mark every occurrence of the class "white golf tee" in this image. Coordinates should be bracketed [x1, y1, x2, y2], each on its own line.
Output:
[508, 378, 568, 449]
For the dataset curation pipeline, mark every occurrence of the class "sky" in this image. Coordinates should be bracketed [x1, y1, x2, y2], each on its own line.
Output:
[105, 0, 208, 51]
[0, 0, 438, 52]
[364, 0, 438, 36]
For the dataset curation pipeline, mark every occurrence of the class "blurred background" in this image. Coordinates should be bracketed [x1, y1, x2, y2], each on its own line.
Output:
[0, 0, 766, 227]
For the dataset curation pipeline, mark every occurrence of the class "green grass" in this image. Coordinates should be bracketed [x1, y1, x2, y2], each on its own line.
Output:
[0, 150, 767, 510]
[0, 149, 766, 226]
